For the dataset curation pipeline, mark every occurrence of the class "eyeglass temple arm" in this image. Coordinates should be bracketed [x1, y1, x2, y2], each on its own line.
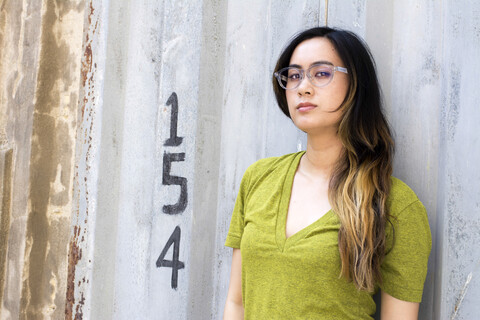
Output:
[336, 66, 348, 74]
[275, 73, 289, 82]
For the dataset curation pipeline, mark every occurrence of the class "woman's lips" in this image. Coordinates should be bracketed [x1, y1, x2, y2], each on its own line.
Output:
[297, 102, 317, 112]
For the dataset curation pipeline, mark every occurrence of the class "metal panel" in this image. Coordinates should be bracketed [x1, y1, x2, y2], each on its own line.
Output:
[436, 1, 480, 319]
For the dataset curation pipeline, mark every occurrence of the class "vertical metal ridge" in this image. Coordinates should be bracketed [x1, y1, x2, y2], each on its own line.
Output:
[325, 0, 329, 26]
[0, 148, 13, 318]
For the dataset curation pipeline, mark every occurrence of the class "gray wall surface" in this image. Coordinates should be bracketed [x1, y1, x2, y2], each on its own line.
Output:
[0, 0, 479, 319]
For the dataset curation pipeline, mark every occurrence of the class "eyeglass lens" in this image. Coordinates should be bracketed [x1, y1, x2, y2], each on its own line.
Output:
[278, 64, 334, 89]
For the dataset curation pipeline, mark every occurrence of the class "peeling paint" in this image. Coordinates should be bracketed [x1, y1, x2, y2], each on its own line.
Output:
[52, 164, 66, 194]
[451, 271, 473, 319]
[81, 43, 92, 89]
[65, 226, 82, 320]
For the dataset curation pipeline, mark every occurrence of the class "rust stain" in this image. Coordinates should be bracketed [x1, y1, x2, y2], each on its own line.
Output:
[65, 226, 82, 320]
[80, 0, 97, 120]
[81, 43, 92, 88]
[87, 1, 94, 25]
[75, 292, 85, 319]
[66, 0, 99, 319]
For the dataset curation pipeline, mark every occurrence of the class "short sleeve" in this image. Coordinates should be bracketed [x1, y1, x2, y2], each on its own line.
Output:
[380, 200, 432, 302]
[224, 167, 252, 249]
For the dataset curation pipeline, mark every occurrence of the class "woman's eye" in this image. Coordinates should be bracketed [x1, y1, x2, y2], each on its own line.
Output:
[288, 73, 301, 81]
[315, 71, 331, 78]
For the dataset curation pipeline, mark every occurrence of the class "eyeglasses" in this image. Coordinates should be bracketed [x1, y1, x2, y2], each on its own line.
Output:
[274, 63, 348, 90]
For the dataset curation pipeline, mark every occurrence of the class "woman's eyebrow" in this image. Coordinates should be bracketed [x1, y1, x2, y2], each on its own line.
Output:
[288, 60, 334, 68]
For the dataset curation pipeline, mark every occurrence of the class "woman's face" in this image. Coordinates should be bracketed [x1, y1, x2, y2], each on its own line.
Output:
[286, 37, 349, 134]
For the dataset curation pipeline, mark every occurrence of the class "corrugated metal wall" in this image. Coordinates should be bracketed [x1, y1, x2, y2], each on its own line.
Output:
[0, 0, 479, 319]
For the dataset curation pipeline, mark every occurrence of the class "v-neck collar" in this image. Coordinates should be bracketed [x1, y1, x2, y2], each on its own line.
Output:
[275, 151, 334, 252]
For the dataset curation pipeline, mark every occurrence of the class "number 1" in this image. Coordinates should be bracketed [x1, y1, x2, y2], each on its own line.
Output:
[164, 92, 183, 147]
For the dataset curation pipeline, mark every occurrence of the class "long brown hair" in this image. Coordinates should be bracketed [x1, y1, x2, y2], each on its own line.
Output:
[273, 27, 394, 291]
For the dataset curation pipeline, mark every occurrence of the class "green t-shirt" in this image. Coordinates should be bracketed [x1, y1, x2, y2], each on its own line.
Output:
[225, 152, 431, 319]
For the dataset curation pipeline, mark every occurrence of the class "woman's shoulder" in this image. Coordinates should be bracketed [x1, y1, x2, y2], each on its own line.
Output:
[388, 176, 426, 219]
[244, 151, 303, 177]
[382, 177, 431, 302]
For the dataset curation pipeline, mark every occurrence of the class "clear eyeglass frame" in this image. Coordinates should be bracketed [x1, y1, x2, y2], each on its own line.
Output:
[274, 64, 348, 90]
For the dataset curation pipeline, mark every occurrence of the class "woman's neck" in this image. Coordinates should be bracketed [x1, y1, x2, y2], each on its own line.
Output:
[301, 133, 343, 180]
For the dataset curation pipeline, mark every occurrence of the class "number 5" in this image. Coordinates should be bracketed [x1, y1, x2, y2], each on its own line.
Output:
[162, 152, 188, 215]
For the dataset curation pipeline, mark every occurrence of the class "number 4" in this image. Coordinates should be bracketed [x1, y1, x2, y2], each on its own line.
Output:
[156, 226, 185, 289]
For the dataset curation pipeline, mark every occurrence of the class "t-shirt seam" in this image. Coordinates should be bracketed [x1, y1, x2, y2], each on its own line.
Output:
[243, 162, 254, 203]
[243, 155, 286, 204]
[275, 152, 304, 252]
[381, 281, 423, 293]
[381, 282, 423, 303]
[393, 199, 422, 218]
[388, 200, 424, 233]
[276, 154, 297, 250]
[227, 233, 241, 240]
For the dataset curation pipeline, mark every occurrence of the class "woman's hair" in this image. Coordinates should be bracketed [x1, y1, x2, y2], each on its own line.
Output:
[273, 27, 394, 292]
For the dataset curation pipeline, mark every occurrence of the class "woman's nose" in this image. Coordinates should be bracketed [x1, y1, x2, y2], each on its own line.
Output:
[296, 76, 313, 96]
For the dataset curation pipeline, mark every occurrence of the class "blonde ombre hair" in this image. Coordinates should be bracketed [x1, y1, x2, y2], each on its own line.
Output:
[273, 27, 394, 291]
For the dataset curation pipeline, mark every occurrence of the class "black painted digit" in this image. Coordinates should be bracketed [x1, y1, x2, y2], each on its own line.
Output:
[164, 92, 183, 147]
[156, 226, 185, 289]
[162, 152, 188, 214]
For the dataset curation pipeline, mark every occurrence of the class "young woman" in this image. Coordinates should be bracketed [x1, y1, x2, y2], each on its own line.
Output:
[223, 27, 431, 319]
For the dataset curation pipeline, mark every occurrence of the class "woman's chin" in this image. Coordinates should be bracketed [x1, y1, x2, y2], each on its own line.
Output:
[291, 118, 319, 131]
[293, 121, 339, 136]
